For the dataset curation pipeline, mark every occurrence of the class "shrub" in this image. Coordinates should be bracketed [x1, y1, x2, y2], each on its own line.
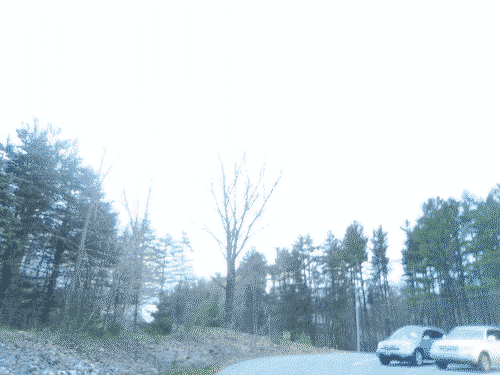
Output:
[80, 311, 122, 340]
[150, 309, 176, 336]
[193, 298, 223, 328]
[172, 323, 191, 341]
[294, 331, 313, 347]
[271, 330, 290, 346]
[314, 335, 332, 348]
[105, 320, 123, 338]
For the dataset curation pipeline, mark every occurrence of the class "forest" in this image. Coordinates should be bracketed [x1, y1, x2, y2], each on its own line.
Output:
[1, 120, 500, 353]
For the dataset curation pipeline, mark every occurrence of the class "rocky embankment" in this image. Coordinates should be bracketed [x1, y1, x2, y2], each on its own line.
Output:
[0, 325, 346, 374]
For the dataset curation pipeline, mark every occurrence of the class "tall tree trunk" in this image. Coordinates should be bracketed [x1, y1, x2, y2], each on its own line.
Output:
[39, 228, 67, 327]
[358, 264, 367, 312]
[132, 247, 146, 332]
[0, 240, 29, 327]
[62, 196, 97, 331]
[224, 258, 236, 330]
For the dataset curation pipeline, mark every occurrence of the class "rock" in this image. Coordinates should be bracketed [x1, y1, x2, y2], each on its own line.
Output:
[0, 324, 334, 374]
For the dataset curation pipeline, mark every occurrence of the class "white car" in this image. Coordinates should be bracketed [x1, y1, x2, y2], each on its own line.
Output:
[376, 325, 445, 366]
[430, 325, 500, 372]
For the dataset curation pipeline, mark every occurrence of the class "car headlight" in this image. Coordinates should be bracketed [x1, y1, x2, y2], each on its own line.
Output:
[377, 342, 382, 349]
[399, 342, 414, 353]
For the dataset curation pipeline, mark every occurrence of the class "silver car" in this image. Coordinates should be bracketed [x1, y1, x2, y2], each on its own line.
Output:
[376, 325, 445, 366]
[430, 325, 500, 372]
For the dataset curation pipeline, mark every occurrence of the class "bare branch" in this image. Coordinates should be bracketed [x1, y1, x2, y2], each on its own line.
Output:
[211, 275, 226, 290]
[122, 191, 135, 228]
[234, 178, 257, 241]
[210, 182, 229, 234]
[139, 185, 153, 242]
[205, 154, 281, 328]
[220, 160, 231, 238]
[235, 169, 282, 258]
[101, 151, 120, 182]
[229, 153, 245, 229]
[98, 148, 106, 176]
[234, 164, 266, 240]
[236, 222, 272, 255]
[202, 226, 227, 260]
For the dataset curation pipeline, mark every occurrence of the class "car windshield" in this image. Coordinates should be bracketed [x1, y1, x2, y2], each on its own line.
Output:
[447, 328, 485, 340]
[390, 327, 422, 340]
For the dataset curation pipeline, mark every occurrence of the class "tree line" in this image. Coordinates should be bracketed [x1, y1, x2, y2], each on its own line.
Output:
[142, 153, 500, 352]
[1, 120, 500, 353]
[0, 120, 195, 336]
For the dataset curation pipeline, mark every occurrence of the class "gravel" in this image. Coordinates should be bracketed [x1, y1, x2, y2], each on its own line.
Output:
[0, 338, 164, 375]
[0, 328, 216, 375]
[0, 326, 341, 374]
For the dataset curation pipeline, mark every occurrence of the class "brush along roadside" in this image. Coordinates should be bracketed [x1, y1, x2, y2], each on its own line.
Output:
[0, 324, 353, 374]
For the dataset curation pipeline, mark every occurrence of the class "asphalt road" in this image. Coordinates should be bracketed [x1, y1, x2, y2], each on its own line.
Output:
[218, 352, 500, 375]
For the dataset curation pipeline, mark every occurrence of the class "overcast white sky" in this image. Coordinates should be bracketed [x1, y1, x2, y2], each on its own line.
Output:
[2, 2, 500, 300]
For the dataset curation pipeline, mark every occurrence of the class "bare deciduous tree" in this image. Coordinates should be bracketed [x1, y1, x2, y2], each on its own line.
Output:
[61, 150, 117, 332]
[204, 154, 281, 329]
[121, 186, 154, 331]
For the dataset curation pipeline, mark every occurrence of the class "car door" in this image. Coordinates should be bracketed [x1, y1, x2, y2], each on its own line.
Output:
[431, 330, 444, 342]
[420, 330, 434, 358]
[426, 330, 444, 358]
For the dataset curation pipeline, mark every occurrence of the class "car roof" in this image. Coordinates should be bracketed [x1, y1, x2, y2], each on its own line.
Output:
[421, 325, 446, 333]
[396, 325, 445, 333]
[451, 325, 500, 331]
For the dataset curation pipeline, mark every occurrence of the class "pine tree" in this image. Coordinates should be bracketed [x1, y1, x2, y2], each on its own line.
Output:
[369, 225, 392, 338]
[321, 231, 353, 350]
[235, 247, 268, 334]
[0, 120, 117, 330]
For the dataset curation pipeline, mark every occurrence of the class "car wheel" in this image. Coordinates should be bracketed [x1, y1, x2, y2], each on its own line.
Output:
[379, 356, 391, 366]
[411, 349, 423, 366]
[436, 361, 448, 370]
[476, 353, 491, 372]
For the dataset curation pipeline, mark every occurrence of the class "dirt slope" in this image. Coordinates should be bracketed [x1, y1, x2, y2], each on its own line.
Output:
[0, 325, 352, 373]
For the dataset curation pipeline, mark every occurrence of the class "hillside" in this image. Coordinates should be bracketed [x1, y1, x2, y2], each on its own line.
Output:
[0, 324, 351, 374]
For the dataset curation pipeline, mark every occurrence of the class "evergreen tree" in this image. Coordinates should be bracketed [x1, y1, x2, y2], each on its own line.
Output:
[0, 146, 22, 285]
[0, 120, 116, 329]
[368, 225, 393, 341]
[370, 226, 389, 299]
[149, 291, 176, 335]
[342, 221, 368, 350]
[321, 231, 354, 350]
[235, 247, 268, 334]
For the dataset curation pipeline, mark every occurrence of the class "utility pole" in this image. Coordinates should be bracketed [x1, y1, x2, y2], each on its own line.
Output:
[355, 273, 361, 352]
